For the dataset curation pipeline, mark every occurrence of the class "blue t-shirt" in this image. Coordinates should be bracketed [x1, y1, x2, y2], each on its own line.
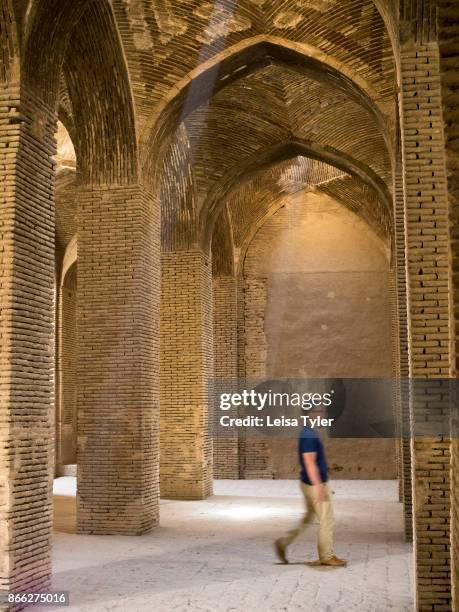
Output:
[299, 426, 328, 485]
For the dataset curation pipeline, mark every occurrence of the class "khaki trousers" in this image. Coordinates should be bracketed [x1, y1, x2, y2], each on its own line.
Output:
[280, 482, 334, 562]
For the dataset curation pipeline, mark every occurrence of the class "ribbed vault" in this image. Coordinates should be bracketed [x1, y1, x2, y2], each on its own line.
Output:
[158, 56, 393, 252]
[210, 156, 391, 277]
[212, 205, 235, 276]
[23, 0, 138, 185]
[111, 0, 396, 140]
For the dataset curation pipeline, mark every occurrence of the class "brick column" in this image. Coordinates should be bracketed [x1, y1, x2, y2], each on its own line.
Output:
[76, 186, 160, 535]
[0, 86, 56, 598]
[160, 250, 213, 499]
[451, 409, 458, 610]
[55, 263, 77, 473]
[394, 164, 414, 542]
[213, 275, 239, 479]
[437, 3, 459, 606]
[236, 275, 248, 477]
[399, 43, 453, 611]
[241, 275, 273, 479]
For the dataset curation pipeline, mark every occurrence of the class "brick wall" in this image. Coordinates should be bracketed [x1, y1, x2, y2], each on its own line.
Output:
[451, 419, 459, 610]
[399, 42, 453, 611]
[56, 263, 77, 469]
[76, 185, 160, 535]
[0, 86, 56, 597]
[241, 193, 396, 480]
[437, 3, 459, 606]
[213, 276, 239, 479]
[241, 276, 275, 478]
[236, 276, 248, 477]
[160, 250, 213, 499]
[394, 163, 414, 542]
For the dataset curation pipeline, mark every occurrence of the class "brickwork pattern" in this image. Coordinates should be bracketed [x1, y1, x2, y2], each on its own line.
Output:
[223, 159, 351, 260]
[0, 86, 56, 599]
[76, 186, 160, 535]
[159, 91, 392, 257]
[437, 4, 459, 607]
[55, 170, 77, 251]
[188, 63, 392, 247]
[23, 0, 138, 186]
[400, 42, 453, 611]
[212, 207, 234, 277]
[1, 2, 459, 609]
[241, 276, 274, 479]
[160, 250, 213, 499]
[118, 0, 395, 145]
[56, 264, 77, 469]
[236, 276, 248, 477]
[212, 276, 239, 479]
[241, 192, 396, 480]
[394, 164, 414, 542]
[54, 168, 78, 477]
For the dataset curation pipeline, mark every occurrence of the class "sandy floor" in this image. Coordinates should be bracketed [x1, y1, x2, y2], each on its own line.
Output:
[39, 479, 413, 611]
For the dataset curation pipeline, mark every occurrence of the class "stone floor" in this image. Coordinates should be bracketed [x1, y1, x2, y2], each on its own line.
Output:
[39, 479, 413, 612]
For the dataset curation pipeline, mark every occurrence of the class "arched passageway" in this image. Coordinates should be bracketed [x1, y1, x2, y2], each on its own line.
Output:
[238, 189, 395, 479]
[0, 1, 457, 610]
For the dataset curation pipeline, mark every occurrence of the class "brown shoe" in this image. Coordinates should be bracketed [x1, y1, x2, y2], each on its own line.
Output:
[320, 555, 347, 567]
[274, 539, 288, 564]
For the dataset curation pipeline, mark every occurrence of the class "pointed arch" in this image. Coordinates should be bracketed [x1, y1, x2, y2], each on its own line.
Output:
[212, 205, 235, 277]
[22, 0, 138, 185]
[142, 35, 394, 184]
[0, 0, 21, 83]
[201, 139, 392, 250]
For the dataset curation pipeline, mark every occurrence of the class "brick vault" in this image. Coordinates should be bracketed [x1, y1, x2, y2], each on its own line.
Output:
[0, 0, 458, 610]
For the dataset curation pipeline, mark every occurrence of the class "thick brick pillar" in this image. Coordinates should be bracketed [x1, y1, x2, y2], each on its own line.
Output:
[160, 250, 213, 499]
[399, 43, 453, 610]
[0, 86, 56, 598]
[394, 164, 414, 542]
[213, 275, 239, 479]
[451, 411, 458, 610]
[437, 3, 459, 606]
[76, 186, 160, 535]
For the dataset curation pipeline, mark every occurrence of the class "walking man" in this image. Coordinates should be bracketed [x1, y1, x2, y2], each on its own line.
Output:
[274, 415, 346, 566]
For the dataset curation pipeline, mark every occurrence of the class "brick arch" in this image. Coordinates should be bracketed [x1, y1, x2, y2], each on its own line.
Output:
[21, 0, 87, 105]
[241, 184, 392, 275]
[225, 158, 345, 270]
[0, 0, 20, 84]
[149, 36, 394, 255]
[23, 0, 138, 185]
[209, 155, 391, 277]
[111, 0, 396, 142]
[61, 2, 138, 185]
[238, 188, 390, 278]
[61, 235, 77, 287]
[212, 205, 235, 277]
[57, 74, 76, 145]
[373, 0, 399, 59]
[201, 139, 392, 251]
[55, 168, 77, 253]
[142, 34, 393, 186]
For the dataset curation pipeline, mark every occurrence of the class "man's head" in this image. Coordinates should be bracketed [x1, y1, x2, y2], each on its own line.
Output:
[307, 405, 326, 420]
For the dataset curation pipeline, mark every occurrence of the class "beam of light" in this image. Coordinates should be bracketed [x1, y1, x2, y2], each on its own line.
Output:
[211, 505, 287, 520]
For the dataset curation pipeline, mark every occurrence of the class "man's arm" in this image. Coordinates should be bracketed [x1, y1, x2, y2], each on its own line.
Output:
[303, 452, 327, 502]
